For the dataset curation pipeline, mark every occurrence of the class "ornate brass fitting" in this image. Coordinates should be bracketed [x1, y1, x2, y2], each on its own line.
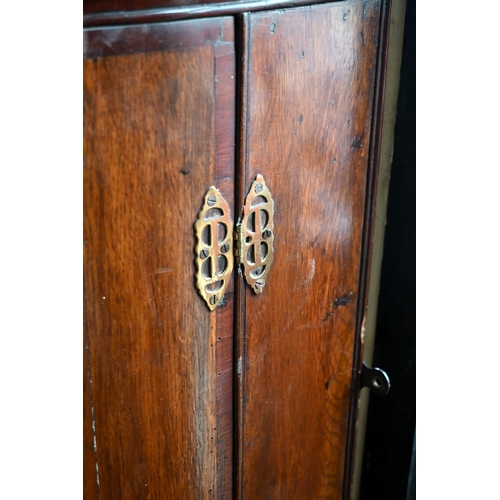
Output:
[235, 174, 275, 294]
[194, 187, 234, 311]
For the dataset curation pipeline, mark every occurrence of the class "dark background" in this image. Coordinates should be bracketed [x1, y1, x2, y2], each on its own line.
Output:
[359, 0, 416, 498]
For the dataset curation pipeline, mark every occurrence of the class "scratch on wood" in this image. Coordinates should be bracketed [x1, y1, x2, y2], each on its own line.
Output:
[85, 338, 101, 500]
[96, 462, 101, 489]
[322, 312, 333, 322]
[309, 258, 316, 282]
[155, 267, 172, 274]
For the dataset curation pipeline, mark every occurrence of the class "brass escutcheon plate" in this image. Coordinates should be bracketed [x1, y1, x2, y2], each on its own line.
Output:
[236, 174, 275, 294]
[194, 187, 234, 311]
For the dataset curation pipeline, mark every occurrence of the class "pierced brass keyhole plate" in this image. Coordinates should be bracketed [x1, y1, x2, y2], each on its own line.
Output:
[194, 187, 234, 311]
[236, 174, 275, 294]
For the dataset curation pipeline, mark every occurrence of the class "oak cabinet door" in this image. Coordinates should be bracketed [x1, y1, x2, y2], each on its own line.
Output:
[83, 17, 236, 499]
[236, 2, 382, 498]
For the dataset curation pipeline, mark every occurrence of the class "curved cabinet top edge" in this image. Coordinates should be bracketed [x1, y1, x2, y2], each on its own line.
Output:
[83, 0, 363, 27]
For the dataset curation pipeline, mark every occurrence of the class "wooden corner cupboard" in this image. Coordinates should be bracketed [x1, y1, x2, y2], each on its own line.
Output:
[83, 0, 391, 498]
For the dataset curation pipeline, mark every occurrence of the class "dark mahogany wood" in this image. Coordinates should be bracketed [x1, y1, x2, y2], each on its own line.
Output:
[236, 1, 382, 498]
[84, 0, 342, 28]
[84, 16, 226, 58]
[83, 17, 235, 499]
[214, 18, 236, 499]
[84, 0, 243, 15]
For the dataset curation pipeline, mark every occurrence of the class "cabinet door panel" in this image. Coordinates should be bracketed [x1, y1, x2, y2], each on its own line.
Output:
[83, 17, 235, 500]
[238, 1, 381, 498]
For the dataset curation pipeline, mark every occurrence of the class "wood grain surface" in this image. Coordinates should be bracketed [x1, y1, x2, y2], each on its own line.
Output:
[84, 16, 228, 59]
[214, 19, 236, 500]
[237, 1, 382, 498]
[83, 17, 235, 500]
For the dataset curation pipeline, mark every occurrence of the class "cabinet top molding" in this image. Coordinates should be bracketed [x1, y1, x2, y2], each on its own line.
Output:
[84, 0, 361, 27]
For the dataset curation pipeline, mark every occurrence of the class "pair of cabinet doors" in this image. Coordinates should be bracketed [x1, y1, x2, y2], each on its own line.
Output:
[84, 1, 387, 498]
